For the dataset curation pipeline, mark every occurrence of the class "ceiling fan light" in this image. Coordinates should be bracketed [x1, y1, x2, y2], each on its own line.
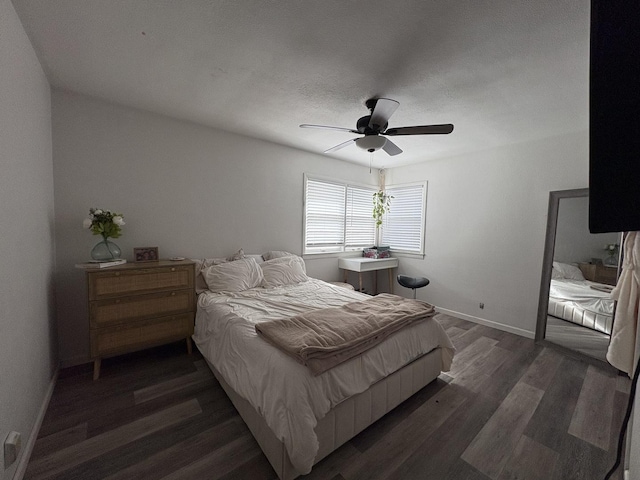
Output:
[355, 135, 387, 152]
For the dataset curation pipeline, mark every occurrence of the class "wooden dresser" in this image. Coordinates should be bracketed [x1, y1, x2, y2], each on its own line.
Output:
[86, 260, 195, 380]
[577, 263, 618, 286]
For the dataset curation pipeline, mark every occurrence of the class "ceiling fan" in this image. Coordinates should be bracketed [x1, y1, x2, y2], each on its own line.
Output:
[300, 98, 453, 156]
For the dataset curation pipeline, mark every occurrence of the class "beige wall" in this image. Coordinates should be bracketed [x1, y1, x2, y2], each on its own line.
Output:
[387, 130, 589, 337]
[51, 90, 378, 366]
[554, 196, 620, 265]
[0, 0, 56, 477]
[51, 89, 594, 361]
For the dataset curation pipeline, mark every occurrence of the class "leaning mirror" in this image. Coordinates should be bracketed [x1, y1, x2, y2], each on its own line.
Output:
[536, 188, 621, 361]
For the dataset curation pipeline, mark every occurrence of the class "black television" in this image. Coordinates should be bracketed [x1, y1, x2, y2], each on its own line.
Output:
[589, 0, 640, 233]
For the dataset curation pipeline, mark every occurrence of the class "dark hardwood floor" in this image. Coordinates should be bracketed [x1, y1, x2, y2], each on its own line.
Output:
[25, 314, 630, 480]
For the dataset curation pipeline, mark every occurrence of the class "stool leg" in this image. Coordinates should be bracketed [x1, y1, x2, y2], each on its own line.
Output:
[413, 289, 417, 300]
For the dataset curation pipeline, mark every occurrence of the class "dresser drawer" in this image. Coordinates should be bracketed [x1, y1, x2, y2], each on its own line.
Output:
[88, 265, 194, 300]
[83, 260, 196, 380]
[91, 313, 193, 357]
[89, 289, 194, 328]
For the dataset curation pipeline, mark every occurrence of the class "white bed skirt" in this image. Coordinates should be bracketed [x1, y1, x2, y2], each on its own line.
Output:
[204, 347, 444, 480]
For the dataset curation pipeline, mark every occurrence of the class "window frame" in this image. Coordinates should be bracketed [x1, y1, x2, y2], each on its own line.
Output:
[303, 174, 378, 255]
[381, 181, 428, 257]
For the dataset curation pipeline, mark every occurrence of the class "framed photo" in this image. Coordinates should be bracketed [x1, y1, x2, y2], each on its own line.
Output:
[134, 247, 159, 262]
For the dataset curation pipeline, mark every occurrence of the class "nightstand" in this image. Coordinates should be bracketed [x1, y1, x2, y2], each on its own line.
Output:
[578, 262, 618, 286]
[85, 260, 195, 380]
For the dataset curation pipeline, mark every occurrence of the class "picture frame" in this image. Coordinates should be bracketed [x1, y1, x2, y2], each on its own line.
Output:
[134, 246, 159, 262]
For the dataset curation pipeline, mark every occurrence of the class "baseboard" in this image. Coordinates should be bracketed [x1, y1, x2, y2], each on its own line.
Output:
[435, 307, 536, 339]
[12, 367, 59, 480]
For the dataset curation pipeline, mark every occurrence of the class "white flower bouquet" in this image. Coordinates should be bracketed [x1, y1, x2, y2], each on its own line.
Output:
[604, 243, 619, 256]
[83, 208, 125, 240]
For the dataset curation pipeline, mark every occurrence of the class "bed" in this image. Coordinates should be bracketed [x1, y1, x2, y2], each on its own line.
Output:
[191, 251, 455, 479]
[548, 261, 615, 335]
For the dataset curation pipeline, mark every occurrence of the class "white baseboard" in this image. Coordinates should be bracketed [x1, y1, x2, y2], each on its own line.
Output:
[12, 368, 59, 480]
[435, 307, 536, 339]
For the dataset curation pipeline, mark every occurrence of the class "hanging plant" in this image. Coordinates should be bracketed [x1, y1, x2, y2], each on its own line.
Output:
[372, 190, 392, 228]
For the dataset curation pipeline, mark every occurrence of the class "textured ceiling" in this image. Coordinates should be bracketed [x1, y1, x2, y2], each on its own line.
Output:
[11, 0, 590, 169]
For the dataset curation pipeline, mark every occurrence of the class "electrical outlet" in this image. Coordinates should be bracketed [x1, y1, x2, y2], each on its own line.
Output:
[4, 431, 21, 468]
[479, 302, 485, 309]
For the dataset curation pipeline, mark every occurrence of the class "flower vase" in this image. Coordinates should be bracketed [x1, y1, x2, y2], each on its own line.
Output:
[604, 254, 617, 266]
[91, 237, 121, 261]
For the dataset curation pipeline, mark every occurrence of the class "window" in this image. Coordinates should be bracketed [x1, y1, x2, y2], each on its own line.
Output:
[304, 176, 376, 254]
[381, 182, 427, 254]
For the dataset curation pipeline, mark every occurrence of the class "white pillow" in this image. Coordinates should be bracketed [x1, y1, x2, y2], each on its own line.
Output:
[262, 250, 295, 261]
[245, 254, 265, 264]
[226, 248, 246, 261]
[202, 257, 264, 293]
[192, 257, 229, 294]
[552, 262, 585, 281]
[551, 267, 564, 280]
[260, 255, 308, 288]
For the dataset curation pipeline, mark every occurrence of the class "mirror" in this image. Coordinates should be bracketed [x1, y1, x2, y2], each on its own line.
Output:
[536, 189, 621, 361]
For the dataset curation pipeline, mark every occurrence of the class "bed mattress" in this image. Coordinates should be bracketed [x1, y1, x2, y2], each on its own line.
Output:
[192, 278, 454, 474]
[548, 278, 614, 334]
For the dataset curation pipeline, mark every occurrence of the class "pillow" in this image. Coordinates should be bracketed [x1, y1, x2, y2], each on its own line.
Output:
[245, 254, 265, 264]
[227, 248, 246, 261]
[260, 255, 308, 288]
[551, 267, 564, 280]
[552, 262, 585, 281]
[192, 257, 229, 294]
[262, 250, 295, 261]
[202, 257, 264, 293]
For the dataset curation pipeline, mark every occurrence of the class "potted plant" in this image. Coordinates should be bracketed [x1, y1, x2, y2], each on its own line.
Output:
[83, 208, 125, 260]
[604, 243, 619, 266]
[368, 191, 392, 257]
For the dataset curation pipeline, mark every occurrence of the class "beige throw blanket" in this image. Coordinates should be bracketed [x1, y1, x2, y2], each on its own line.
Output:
[255, 293, 437, 375]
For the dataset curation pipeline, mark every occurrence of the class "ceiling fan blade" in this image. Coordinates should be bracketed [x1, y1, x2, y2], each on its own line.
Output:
[368, 98, 399, 131]
[300, 124, 359, 134]
[385, 124, 454, 136]
[324, 138, 357, 154]
[382, 139, 403, 156]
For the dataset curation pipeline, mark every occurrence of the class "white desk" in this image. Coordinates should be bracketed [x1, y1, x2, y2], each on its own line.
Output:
[338, 257, 399, 294]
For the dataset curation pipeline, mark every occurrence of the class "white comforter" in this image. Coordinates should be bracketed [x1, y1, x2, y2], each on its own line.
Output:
[549, 278, 614, 316]
[193, 278, 454, 474]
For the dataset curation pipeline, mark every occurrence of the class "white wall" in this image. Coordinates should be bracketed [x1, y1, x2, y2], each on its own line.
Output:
[386, 131, 589, 337]
[0, 0, 56, 477]
[554, 196, 620, 264]
[51, 90, 378, 366]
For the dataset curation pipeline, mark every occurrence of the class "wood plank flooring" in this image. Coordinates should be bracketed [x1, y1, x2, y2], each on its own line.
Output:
[26, 314, 629, 480]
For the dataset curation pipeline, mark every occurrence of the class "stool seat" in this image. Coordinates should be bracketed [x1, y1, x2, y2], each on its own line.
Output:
[397, 275, 430, 290]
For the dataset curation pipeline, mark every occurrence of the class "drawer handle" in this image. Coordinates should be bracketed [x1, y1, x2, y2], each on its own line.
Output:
[115, 272, 120, 277]
[115, 299, 121, 304]
[171, 267, 176, 272]
[171, 292, 176, 296]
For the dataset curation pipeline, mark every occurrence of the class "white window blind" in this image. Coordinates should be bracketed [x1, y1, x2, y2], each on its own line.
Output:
[381, 183, 426, 254]
[346, 186, 377, 248]
[304, 176, 376, 254]
[305, 179, 345, 253]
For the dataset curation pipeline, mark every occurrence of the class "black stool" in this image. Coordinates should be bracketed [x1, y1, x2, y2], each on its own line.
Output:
[397, 275, 430, 299]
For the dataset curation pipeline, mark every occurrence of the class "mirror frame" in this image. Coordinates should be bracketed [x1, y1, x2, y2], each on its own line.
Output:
[535, 188, 589, 341]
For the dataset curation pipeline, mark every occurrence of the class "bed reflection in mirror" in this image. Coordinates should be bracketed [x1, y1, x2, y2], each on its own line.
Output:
[536, 189, 621, 361]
